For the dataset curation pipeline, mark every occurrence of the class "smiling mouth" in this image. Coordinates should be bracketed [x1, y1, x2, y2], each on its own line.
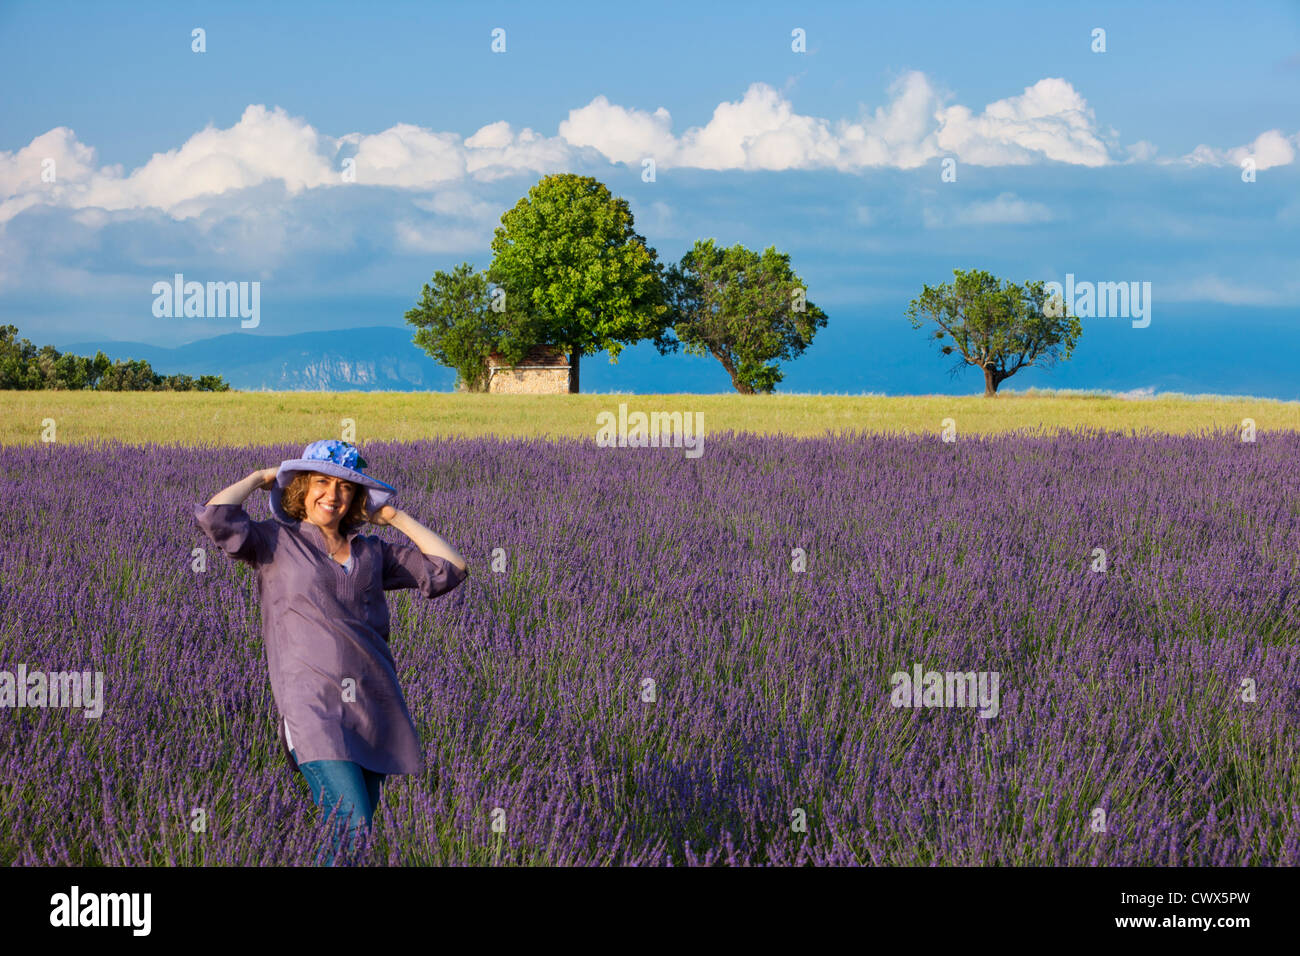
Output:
[317, 503, 340, 514]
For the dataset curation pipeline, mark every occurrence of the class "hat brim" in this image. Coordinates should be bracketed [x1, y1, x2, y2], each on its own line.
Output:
[269, 460, 397, 524]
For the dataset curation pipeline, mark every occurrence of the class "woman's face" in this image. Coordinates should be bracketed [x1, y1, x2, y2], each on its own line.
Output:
[304, 472, 355, 532]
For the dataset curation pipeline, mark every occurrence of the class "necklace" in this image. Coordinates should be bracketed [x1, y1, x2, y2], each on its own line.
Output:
[315, 524, 348, 559]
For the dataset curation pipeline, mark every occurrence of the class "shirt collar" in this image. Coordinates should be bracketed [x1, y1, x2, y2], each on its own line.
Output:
[298, 518, 362, 551]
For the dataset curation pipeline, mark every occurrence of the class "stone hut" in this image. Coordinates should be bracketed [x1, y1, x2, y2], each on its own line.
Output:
[486, 345, 575, 394]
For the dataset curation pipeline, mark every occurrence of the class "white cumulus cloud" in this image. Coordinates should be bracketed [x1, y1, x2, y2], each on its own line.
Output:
[1175, 128, 1299, 170]
[558, 96, 675, 166]
[933, 77, 1111, 167]
[0, 74, 1272, 234]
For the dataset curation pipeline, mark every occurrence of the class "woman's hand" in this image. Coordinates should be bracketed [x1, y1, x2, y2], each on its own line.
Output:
[253, 467, 279, 489]
[368, 505, 399, 526]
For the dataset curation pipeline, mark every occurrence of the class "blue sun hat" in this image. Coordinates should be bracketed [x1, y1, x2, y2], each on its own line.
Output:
[270, 439, 397, 524]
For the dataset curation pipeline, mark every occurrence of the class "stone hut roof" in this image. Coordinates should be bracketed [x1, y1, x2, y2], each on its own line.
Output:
[486, 345, 570, 368]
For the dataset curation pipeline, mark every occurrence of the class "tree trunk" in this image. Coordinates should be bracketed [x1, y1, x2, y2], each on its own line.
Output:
[568, 347, 580, 393]
[711, 346, 753, 394]
[983, 366, 1001, 397]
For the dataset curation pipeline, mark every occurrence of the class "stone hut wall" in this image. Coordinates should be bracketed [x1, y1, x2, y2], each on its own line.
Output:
[487, 346, 571, 394]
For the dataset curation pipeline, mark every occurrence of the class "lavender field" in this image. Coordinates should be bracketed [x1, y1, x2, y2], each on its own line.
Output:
[2, 429, 1298, 865]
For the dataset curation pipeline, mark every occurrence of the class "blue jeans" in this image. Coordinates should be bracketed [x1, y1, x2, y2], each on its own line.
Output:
[291, 749, 386, 866]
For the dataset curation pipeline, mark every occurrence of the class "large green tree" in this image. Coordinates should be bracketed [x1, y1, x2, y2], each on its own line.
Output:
[661, 239, 827, 394]
[404, 262, 508, 392]
[485, 174, 670, 392]
[906, 268, 1082, 396]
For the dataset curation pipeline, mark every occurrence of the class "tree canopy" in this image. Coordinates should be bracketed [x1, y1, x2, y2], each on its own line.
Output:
[905, 268, 1082, 396]
[404, 262, 508, 392]
[485, 174, 670, 391]
[661, 239, 826, 394]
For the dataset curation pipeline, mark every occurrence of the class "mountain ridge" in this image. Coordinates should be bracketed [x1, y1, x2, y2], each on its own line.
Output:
[58, 326, 457, 392]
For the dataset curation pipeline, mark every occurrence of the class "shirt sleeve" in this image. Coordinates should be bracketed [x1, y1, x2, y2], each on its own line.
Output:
[192, 502, 273, 568]
[379, 537, 468, 599]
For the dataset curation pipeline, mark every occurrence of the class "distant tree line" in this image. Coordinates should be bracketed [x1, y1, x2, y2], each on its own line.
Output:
[0, 325, 230, 391]
[405, 174, 1082, 397]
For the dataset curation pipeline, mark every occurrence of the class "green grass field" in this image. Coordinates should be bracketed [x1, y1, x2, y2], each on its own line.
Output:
[2, 388, 1296, 445]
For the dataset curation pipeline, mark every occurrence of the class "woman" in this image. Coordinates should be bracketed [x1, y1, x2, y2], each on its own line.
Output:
[192, 439, 468, 864]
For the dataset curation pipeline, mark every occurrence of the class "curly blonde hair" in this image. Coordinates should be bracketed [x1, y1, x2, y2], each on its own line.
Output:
[280, 470, 370, 534]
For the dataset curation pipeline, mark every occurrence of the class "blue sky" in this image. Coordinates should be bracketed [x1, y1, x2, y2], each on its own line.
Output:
[1, 0, 1298, 396]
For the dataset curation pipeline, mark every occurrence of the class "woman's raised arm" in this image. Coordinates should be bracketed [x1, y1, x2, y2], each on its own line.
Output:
[376, 506, 468, 574]
[206, 468, 277, 506]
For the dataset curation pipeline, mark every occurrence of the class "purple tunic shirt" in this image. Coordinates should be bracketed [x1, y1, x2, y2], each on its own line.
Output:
[192, 502, 467, 775]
